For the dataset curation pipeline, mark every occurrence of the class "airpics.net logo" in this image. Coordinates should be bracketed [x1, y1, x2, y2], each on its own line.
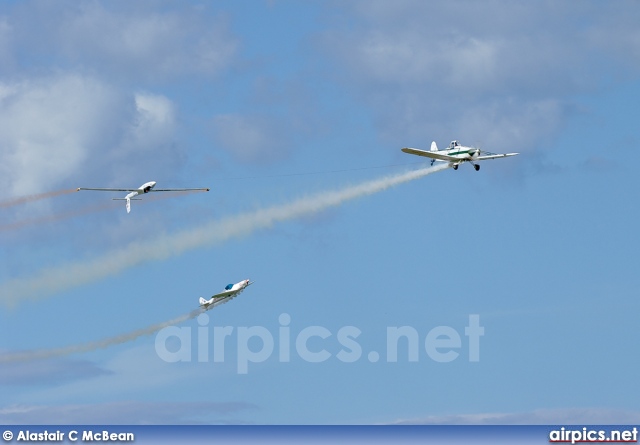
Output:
[154, 314, 484, 374]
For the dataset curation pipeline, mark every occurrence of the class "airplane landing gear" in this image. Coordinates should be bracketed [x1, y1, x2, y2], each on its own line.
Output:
[474, 164, 480, 171]
[453, 164, 458, 170]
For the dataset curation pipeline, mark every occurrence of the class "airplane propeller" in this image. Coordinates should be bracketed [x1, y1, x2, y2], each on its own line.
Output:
[473, 141, 483, 157]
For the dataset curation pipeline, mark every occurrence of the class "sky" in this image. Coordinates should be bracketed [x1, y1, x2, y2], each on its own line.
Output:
[0, 0, 639, 425]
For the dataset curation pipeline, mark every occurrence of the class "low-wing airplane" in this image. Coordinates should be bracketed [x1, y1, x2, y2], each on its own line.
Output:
[402, 141, 518, 171]
[199, 279, 253, 309]
[76, 181, 209, 213]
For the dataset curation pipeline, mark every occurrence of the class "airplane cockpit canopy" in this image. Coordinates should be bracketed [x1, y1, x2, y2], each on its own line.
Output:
[225, 284, 234, 290]
[450, 140, 459, 148]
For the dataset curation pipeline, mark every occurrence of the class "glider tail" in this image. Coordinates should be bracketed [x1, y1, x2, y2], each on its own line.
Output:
[112, 196, 141, 213]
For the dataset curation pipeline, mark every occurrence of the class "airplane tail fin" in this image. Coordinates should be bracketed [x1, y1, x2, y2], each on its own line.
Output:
[428, 141, 438, 165]
[199, 297, 207, 306]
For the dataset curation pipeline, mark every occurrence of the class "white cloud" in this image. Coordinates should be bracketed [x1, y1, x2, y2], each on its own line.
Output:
[0, 74, 130, 196]
[22, 345, 198, 403]
[452, 99, 566, 154]
[325, 2, 586, 92]
[106, 92, 180, 182]
[346, 32, 501, 91]
[0, 74, 182, 198]
[0, 400, 256, 424]
[319, 1, 640, 156]
[9, 1, 238, 83]
[130, 92, 176, 149]
[0, 358, 111, 386]
[388, 408, 640, 425]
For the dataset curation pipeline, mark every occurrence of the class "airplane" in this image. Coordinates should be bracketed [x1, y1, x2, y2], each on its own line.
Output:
[76, 181, 209, 213]
[401, 141, 519, 171]
[199, 279, 253, 310]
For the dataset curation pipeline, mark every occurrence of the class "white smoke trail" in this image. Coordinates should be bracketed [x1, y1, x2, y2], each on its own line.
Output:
[0, 308, 204, 363]
[0, 164, 449, 306]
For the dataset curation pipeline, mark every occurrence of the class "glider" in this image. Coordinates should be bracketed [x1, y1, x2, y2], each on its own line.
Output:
[402, 141, 518, 171]
[77, 181, 209, 213]
[199, 279, 253, 309]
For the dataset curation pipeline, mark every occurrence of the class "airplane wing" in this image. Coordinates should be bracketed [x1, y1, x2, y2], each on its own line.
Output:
[77, 187, 138, 192]
[200, 281, 253, 309]
[200, 289, 245, 308]
[200, 294, 237, 309]
[149, 188, 210, 192]
[401, 147, 458, 162]
[208, 289, 236, 300]
[476, 153, 519, 160]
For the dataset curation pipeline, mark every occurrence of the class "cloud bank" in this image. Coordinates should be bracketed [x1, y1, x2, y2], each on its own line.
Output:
[388, 408, 640, 425]
[0, 400, 255, 425]
[0, 74, 182, 199]
[320, 1, 640, 154]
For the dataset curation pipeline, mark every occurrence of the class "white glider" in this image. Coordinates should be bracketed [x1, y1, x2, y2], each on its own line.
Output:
[77, 181, 209, 213]
[402, 141, 518, 171]
[199, 279, 253, 309]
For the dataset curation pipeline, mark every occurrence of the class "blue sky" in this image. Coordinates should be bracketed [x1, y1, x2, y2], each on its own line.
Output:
[1, 0, 639, 425]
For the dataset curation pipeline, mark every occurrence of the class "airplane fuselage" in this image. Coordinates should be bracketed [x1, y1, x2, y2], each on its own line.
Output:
[439, 146, 480, 161]
[123, 181, 156, 202]
[76, 180, 208, 213]
[226, 279, 251, 293]
[401, 140, 518, 171]
[127, 181, 156, 199]
[199, 279, 252, 308]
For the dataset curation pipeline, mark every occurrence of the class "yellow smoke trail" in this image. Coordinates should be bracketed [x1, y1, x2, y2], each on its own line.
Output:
[0, 189, 77, 208]
[0, 190, 207, 232]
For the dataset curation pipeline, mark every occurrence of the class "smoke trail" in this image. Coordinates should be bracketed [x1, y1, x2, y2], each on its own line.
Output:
[0, 189, 77, 208]
[0, 164, 448, 306]
[0, 190, 206, 232]
[0, 308, 204, 363]
[0, 201, 120, 232]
